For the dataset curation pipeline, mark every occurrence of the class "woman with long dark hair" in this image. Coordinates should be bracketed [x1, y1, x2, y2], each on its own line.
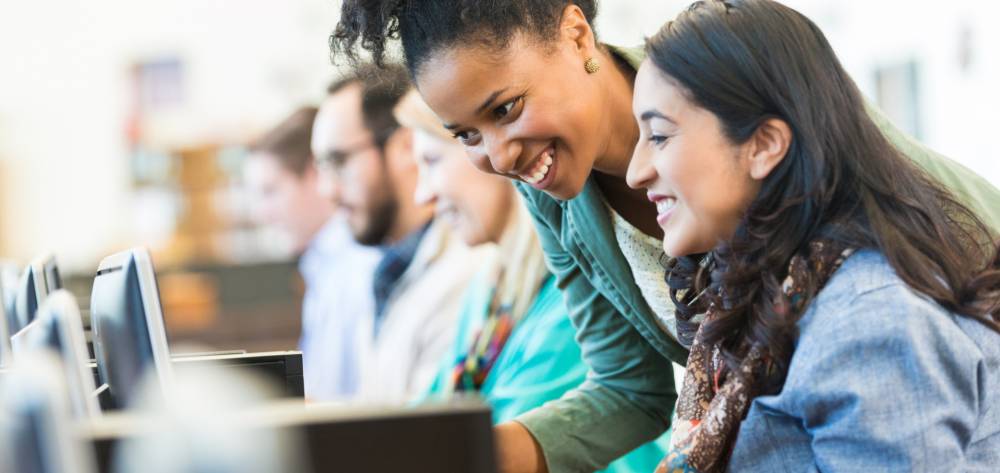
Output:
[626, 1, 1000, 471]
[331, 1, 1000, 471]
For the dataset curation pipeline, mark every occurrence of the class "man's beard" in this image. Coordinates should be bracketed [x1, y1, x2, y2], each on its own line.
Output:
[354, 194, 399, 246]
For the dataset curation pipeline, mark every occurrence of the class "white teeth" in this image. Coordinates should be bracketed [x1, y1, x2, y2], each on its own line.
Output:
[657, 198, 677, 215]
[520, 150, 554, 185]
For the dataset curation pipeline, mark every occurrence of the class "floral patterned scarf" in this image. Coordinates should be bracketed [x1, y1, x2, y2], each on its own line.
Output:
[659, 240, 855, 473]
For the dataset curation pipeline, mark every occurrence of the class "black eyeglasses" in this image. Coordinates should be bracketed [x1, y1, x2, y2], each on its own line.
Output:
[316, 141, 377, 177]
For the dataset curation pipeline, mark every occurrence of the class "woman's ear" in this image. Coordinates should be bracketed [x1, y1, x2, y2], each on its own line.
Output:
[559, 4, 597, 56]
[747, 118, 792, 180]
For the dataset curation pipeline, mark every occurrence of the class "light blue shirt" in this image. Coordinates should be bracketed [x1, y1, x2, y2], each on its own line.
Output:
[298, 216, 382, 401]
[729, 250, 1000, 471]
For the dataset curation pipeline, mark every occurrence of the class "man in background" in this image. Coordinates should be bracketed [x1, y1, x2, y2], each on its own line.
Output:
[244, 106, 381, 401]
[312, 64, 484, 404]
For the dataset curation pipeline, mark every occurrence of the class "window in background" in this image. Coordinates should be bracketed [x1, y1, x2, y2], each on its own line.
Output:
[874, 59, 923, 140]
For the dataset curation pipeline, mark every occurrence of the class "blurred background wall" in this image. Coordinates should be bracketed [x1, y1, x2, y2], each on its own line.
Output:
[1, 0, 997, 349]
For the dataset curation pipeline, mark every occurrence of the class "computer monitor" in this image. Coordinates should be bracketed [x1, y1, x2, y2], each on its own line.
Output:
[90, 248, 172, 410]
[1, 261, 21, 322]
[10, 254, 63, 336]
[9, 290, 101, 419]
[0, 282, 12, 368]
[0, 352, 96, 473]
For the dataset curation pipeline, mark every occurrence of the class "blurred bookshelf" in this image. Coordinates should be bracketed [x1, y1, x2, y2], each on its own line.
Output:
[113, 141, 303, 352]
[116, 56, 303, 352]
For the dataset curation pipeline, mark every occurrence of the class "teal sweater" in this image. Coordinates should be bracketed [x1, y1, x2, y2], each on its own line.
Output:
[420, 275, 671, 473]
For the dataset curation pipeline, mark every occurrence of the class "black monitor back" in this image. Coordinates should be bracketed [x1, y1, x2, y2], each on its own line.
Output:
[13, 267, 40, 334]
[0, 354, 96, 473]
[0, 281, 13, 367]
[90, 256, 156, 410]
[12, 256, 64, 334]
[42, 262, 62, 294]
[8, 401, 54, 473]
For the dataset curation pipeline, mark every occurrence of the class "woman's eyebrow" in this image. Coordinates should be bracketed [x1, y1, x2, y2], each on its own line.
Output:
[443, 87, 511, 130]
[475, 87, 510, 115]
[639, 109, 676, 124]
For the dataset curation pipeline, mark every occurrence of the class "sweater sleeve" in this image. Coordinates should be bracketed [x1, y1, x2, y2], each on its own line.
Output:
[868, 102, 1000, 231]
[512, 186, 676, 473]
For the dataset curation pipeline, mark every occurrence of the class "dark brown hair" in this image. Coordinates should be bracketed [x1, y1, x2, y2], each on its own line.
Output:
[653, 0, 1000, 391]
[250, 107, 318, 176]
[326, 62, 410, 149]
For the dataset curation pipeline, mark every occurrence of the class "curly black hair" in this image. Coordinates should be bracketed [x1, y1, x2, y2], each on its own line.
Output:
[331, 0, 599, 76]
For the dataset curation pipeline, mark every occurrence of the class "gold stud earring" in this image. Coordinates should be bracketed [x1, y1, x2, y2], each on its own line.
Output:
[584, 57, 601, 74]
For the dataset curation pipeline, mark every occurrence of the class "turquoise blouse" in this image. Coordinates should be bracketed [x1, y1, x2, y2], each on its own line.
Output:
[419, 274, 671, 473]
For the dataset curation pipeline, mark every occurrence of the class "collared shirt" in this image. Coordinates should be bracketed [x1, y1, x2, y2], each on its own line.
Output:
[372, 222, 431, 336]
[298, 216, 382, 401]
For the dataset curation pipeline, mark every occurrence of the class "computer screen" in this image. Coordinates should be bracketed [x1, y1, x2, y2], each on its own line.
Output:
[10, 254, 63, 336]
[1, 262, 19, 327]
[41, 261, 62, 295]
[0, 282, 12, 368]
[0, 353, 96, 473]
[12, 266, 42, 335]
[9, 291, 101, 419]
[90, 248, 172, 410]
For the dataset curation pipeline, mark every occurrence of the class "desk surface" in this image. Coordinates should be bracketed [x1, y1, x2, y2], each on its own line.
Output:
[84, 401, 498, 473]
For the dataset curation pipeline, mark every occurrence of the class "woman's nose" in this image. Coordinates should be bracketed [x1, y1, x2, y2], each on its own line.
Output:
[626, 144, 658, 190]
[483, 132, 523, 175]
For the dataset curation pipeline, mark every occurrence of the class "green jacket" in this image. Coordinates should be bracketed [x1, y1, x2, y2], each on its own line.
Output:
[513, 45, 1000, 473]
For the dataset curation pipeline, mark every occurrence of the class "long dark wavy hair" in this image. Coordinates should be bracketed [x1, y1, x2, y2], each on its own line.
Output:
[655, 0, 1000, 393]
